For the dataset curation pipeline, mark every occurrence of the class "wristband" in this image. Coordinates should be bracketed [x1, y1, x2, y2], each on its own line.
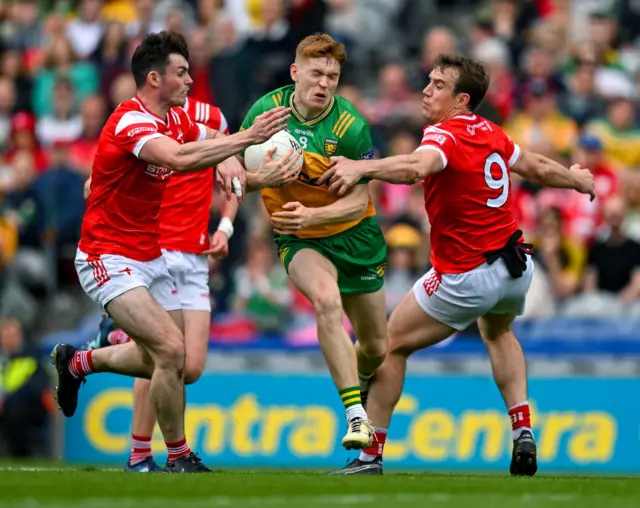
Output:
[217, 216, 234, 238]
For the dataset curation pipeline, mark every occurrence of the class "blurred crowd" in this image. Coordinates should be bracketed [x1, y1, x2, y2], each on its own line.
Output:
[0, 0, 640, 345]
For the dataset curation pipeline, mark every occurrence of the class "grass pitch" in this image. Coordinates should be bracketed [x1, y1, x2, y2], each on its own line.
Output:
[0, 465, 638, 508]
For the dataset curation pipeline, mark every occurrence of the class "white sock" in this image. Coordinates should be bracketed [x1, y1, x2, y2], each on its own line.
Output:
[513, 426, 534, 440]
[359, 452, 378, 462]
[346, 404, 367, 423]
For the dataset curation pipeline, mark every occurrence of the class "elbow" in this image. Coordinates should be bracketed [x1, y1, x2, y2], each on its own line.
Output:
[353, 199, 368, 218]
[168, 154, 190, 173]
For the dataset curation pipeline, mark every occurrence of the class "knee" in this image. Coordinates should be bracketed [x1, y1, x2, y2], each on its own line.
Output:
[156, 335, 185, 372]
[184, 357, 204, 385]
[310, 290, 342, 322]
[359, 337, 387, 363]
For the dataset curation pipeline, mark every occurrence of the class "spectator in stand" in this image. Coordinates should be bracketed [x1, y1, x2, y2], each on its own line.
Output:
[536, 135, 619, 243]
[0, 77, 16, 152]
[364, 63, 417, 129]
[505, 80, 578, 162]
[35, 78, 83, 148]
[558, 60, 607, 127]
[68, 95, 107, 177]
[584, 195, 640, 303]
[584, 95, 640, 171]
[4, 113, 48, 174]
[534, 207, 586, 301]
[89, 21, 130, 98]
[383, 223, 422, 315]
[231, 234, 292, 334]
[66, 0, 105, 59]
[31, 35, 99, 118]
[0, 49, 32, 112]
[0, 317, 51, 458]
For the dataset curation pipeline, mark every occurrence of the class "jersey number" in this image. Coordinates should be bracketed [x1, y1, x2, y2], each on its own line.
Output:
[484, 152, 509, 208]
[299, 136, 308, 149]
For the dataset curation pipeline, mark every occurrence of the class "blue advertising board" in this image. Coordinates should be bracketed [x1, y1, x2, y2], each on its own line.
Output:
[63, 373, 640, 473]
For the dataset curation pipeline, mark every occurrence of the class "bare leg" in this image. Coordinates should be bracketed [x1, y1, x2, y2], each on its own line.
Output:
[105, 288, 186, 443]
[478, 313, 528, 408]
[366, 289, 455, 429]
[341, 289, 388, 403]
[288, 249, 372, 449]
[127, 309, 210, 465]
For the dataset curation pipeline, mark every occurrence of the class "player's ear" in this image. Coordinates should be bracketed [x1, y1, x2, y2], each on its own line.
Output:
[290, 63, 298, 83]
[148, 71, 161, 88]
[457, 92, 470, 109]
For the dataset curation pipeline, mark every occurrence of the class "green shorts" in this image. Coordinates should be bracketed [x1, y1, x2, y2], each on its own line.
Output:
[273, 217, 387, 295]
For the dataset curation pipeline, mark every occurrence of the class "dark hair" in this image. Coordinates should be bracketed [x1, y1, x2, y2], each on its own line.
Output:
[432, 54, 490, 111]
[130, 31, 189, 88]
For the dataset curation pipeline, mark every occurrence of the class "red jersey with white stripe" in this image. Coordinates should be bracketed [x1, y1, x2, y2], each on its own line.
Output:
[417, 114, 521, 274]
[79, 97, 207, 262]
[159, 97, 230, 253]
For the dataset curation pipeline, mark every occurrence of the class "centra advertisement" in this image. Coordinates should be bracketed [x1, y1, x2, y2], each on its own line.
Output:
[63, 373, 639, 472]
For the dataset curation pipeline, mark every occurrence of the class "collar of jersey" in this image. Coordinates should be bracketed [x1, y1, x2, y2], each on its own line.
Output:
[289, 92, 335, 126]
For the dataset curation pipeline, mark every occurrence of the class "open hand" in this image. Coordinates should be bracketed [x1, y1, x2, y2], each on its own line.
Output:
[255, 147, 301, 188]
[248, 107, 291, 144]
[318, 156, 364, 196]
[270, 201, 313, 235]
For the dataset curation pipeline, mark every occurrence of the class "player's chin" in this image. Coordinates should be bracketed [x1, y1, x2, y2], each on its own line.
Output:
[171, 95, 188, 107]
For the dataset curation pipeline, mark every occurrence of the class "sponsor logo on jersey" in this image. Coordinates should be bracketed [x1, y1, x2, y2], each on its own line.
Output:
[324, 138, 339, 156]
[145, 164, 173, 180]
[422, 133, 447, 145]
[361, 148, 375, 160]
[466, 120, 492, 136]
[127, 126, 156, 137]
[295, 129, 314, 137]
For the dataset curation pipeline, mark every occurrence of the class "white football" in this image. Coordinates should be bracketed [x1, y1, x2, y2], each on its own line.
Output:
[244, 129, 304, 186]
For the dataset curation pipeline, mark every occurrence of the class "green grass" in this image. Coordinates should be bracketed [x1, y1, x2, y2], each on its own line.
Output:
[0, 466, 639, 508]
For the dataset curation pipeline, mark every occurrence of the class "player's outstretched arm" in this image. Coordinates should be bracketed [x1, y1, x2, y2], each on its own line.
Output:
[511, 150, 596, 201]
[319, 149, 444, 196]
[138, 107, 291, 173]
[270, 184, 369, 235]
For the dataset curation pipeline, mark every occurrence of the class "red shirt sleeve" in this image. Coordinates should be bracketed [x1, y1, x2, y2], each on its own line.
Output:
[504, 134, 521, 168]
[113, 110, 162, 159]
[415, 125, 458, 168]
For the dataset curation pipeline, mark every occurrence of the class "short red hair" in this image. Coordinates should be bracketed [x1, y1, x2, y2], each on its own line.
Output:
[296, 34, 347, 68]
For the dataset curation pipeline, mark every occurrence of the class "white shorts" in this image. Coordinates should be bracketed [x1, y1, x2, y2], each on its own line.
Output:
[161, 249, 211, 312]
[413, 257, 534, 330]
[75, 249, 180, 311]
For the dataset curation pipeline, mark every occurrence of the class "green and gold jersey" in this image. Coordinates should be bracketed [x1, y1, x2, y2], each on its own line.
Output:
[240, 84, 376, 238]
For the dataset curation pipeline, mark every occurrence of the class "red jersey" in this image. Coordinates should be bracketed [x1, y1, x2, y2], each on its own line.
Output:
[159, 98, 229, 254]
[418, 114, 521, 274]
[79, 97, 206, 261]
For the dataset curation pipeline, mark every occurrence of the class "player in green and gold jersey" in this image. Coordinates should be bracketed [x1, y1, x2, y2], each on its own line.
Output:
[239, 34, 388, 453]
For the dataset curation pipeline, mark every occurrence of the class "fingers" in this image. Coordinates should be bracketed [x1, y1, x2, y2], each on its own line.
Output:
[264, 147, 277, 162]
[318, 166, 335, 185]
[222, 173, 233, 201]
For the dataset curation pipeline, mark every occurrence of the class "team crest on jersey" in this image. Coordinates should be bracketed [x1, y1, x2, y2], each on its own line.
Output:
[324, 138, 339, 156]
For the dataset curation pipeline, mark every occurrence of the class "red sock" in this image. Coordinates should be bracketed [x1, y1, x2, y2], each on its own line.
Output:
[508, 401, 533, 440]
[129, 434, 153, 465]
[166, 438, 191, 462]
[68, 350, 95, 378]
[108, 329, 131, 345]
[360, 428, 387, 460]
